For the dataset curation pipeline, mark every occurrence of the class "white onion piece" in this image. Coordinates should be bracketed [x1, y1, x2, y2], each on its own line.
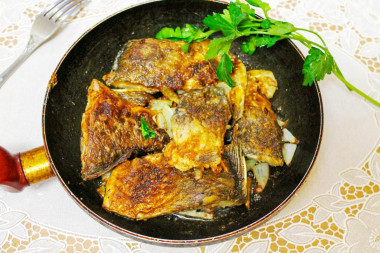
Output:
[149, 99, 172, 109]
[154, 113, 166, 130]
[217, 82, 232, 94]
[177, 210, 214, 220]
[252, 163, 270, 189]
[246, 159, 257, 171]
[277, 119, 288, 128]
[282, 128, 299, 144]
[101, 171, 111, 182]
[282, 143, 297, 166]
[149, 100, 175, 137]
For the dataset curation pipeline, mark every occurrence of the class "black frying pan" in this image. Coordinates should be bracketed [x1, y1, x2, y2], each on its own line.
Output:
[42, 0, 323, 245]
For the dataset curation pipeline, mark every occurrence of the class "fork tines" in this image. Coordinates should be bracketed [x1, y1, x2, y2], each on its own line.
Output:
[43, 0, 87, 23]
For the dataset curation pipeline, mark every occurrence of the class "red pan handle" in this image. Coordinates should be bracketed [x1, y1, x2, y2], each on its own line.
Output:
[0, 146, 54, 191]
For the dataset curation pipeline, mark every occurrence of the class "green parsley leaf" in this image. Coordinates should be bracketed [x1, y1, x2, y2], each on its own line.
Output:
[204, 3, 248, 37]
[302, 47, 334, 86]
[217, 53, 235, 87]
[156, 24, 205, 41]
[140, 118, 156, 140]
[236, 0, 256, 18]
[241, 35, 279, 54]
[267, 21, 295, 35]
[204, 12, 235, 36]
[228, 2, 249, 27]
[156, 27, 183, 40]
[181, 24, 197, 37]
[156, 24, 213, 52]
[263, 35, 280, 47]
[246, 0, 271, 17]
[205, 36, 233, 60]
[241, 37, 257, 54]
[260, 19, 272, 29]
[181, 43, 190, 52]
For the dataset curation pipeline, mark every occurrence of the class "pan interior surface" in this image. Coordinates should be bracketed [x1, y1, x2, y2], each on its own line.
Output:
[43, 0, 322, 243]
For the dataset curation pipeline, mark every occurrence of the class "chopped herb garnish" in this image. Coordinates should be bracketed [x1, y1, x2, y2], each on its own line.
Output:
[156, 0, 380, 107]
[141, 118, 156, 140]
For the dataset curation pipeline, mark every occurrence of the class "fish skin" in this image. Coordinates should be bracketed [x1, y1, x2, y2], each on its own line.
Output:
[111, 90, 154, 107]
[232, 80, 284, 166]
[102, 150, 247, 220]
[104, 38, 247, 124]
[103, 38, 219, 91]
[163, 86, 231, 173]
[80, 79, 170, 180]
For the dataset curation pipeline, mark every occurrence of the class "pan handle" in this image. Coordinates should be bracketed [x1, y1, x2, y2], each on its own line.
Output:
[0, 146, 54, 191]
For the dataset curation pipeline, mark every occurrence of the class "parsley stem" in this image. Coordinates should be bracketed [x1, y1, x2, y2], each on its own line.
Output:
[297, 39, 313, 50]
[296, 28, 328, 48]
[247, 31, 326, 51]
[332, 67, 380, 107]
[239, 23, 262, 29]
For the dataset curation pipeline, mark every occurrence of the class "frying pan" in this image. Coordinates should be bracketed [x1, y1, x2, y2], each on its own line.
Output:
[0, 0, 323, 246]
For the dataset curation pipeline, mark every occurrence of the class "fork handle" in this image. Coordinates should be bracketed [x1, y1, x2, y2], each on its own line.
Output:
[0, 34, 43, 89]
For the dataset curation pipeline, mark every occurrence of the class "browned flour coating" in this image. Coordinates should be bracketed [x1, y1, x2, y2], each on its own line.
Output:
[233, 82, 283, 166]
[103, 153, 246, 220]
[164, 87, 231, 172]
[103, 38, 219, 91]
[80, 79, 169, 180]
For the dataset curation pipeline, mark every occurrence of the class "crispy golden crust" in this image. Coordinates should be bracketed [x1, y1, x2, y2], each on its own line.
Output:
[103, 38, 219, 91]
[233, 83, 284, 166]
[80, 79, 169, 180]
[163, 87, 231, 172]
[102, 153, 245, 220]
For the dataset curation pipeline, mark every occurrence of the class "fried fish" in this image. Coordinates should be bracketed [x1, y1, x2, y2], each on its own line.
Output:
[80, 79, 169, 180]
[103, 38, 246, 123]
[102, 145, 247, 220]
[232, 74, 283, 166]
[163, 86, 231, 172]
[103, 38, 218, 91]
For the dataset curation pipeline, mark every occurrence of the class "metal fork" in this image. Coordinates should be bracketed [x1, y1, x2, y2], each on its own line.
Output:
[0, 0, 88, 89]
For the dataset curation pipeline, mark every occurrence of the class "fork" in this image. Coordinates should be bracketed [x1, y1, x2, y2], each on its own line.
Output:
[0, 0, 88, 89]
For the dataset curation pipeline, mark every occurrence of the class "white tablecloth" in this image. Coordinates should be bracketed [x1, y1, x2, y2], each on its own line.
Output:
[0, 0, 379, 252]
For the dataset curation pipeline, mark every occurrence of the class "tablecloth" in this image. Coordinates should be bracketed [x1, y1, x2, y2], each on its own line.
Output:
[0, 0, 380, 252]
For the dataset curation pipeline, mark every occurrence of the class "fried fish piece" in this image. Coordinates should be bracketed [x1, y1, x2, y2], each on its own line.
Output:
[163, 87, 231, 172]
[232, 79, 283, 166]
[111, 83, 158, 106]
[80, 79, 169, 180]
[111, 90, 153, 107]
[103, 38, 219, 91]
[102, 147, 247, 220]
[104, 38, 247, 123]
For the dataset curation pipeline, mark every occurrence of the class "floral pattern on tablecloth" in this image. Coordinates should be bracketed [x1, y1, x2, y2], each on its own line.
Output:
[1, 0, 380, 252]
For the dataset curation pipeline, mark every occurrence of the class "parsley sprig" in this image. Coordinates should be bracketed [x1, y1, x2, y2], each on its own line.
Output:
[141, 118, 156, 140]
[156, 0, 380, 107]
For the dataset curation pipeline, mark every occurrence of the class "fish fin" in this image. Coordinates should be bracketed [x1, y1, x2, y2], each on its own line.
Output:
[223, 144, 248, 200]
[82, 150, 132, 180]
